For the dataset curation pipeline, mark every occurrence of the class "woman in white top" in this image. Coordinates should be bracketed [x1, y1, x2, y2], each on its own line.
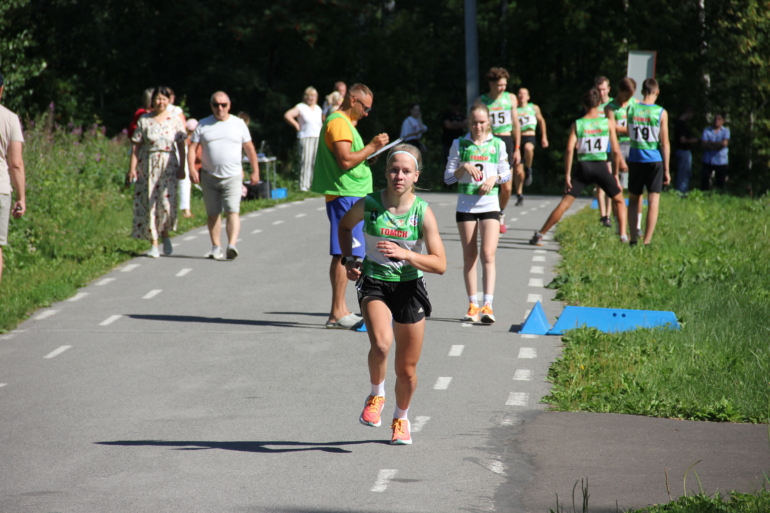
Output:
[284, 87, 323, 191]
[444, 102, 511, 324]
[400, 104, 428, 151]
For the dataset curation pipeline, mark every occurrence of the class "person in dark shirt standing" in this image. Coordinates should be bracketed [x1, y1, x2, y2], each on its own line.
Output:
[441, 99, 466, 168]
[673, 107, 698, 193]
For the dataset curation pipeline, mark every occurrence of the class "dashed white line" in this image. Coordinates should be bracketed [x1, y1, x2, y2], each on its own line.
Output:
[176, 268, 192, 277]
[539, 204, 547, 208]
[121, 264, 140, 272]
[448, 345, 464, 356]
[0, 330, 25, 341]
[506, 392, 530, 406]
[68, 292, 88, 302]
[263, 208, 276, 213]
[0, 383, 6, 388]
[371, 469, 398, 492]
[44, 345, 71, 359]
[461, 323, 475, 328]
[96, 278, 115, 286]
[523, 309, 531, 319]
[317, 207, 326, 211]
[513, 369, 533, 381]
[411, 416, 431, 433]
[198, 230, 209, 235]
[277, 204, 290, 209]
[532, 255, 546, 262]
[251, 229, 263, 234]
[527, 294, 543, 303]
[295, 213, 306, 218]
[509, 218, 518, 222]
[518, 347, 537, 359]
[521, 211, 528, 215]
[485, 459, 507, 475]
[143, 289, 162, 299]
[530, 266, 544, 274]
[530, 207, 538, 211]
[246, 212, 261, 218]
[184, 236, 196, 241]
[529, 278, 544, 287]
[521, 334, 539, 339]
[236, 238, 242, 243]
[34, 310, 59, 321]
[99, 315, 122, 326]
[534, 249, 547, 254]
[273, 220, 284, 225]
[433, 377, 453, 390]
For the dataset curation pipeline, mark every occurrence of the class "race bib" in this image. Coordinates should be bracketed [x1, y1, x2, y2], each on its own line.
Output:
[491, 110, 512, 128]
[519, 115, 534, 127]
[630, 125, 661, 142]
[577, 136, 609, 154]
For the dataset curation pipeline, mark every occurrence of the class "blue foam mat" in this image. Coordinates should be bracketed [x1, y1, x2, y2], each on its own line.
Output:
[547, 306, 679, 335]
[591, 198, 649, 209]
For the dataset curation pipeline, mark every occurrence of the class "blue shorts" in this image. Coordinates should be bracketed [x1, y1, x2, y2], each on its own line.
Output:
[327, 196, 365, 257]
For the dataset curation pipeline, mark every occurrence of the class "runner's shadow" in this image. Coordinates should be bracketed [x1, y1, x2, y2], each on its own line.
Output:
[264, 312, 329, 317]
[96, 439, 388, 454]
[127, 314, 324, 329]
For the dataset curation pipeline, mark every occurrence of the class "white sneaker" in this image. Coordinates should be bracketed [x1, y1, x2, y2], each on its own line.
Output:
[206, 247, 225, 260]
[226, 245, 239, 260]
[146, 245, 160, 258]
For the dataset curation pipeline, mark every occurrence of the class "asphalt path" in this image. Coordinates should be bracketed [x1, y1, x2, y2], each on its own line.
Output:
[0, 193, 589, 512]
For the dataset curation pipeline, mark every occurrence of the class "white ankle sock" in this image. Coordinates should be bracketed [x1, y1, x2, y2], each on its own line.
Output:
[484, 294, 493, 306]
[469, 295, 478, 306]
[637, 213, 642, 230]
[371, 381, 385, 397]
[394, 406, 408, 420]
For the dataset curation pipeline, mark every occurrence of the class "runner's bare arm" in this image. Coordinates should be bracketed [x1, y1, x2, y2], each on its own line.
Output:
[535, 105, 549, 147]
[564, 124, 577, 191]
[660, 111, 671, 184]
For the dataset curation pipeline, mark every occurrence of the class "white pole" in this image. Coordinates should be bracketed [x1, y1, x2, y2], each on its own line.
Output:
[465, 0, 479, 110]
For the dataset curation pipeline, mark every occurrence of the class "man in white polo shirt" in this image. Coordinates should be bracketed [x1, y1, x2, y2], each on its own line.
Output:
[188, 91, 259, 260]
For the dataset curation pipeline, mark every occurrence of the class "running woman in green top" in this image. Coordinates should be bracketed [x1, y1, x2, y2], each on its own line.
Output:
[516, 87, 549, 188]
[340, 144, 446, 446]
[479, 67, 521, 230]
[530, 88, 628, 245]
[594, 75, 615, 227]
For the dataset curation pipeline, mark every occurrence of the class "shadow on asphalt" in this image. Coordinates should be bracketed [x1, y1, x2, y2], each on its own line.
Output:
[127, 314, 325, 330]
[264, 311, 329, 317]
[96, 439, 388, 453]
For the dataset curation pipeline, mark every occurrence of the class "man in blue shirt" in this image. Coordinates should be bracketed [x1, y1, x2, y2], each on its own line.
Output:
[701, 114, 730, 190]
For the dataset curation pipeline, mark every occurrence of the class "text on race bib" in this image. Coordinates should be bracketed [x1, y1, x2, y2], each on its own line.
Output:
[631, 125, 660, 142]
[577, 136, 609, 154]
[491, 110, 512, 127]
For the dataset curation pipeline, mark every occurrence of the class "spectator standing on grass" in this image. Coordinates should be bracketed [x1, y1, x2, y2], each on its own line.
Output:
[311, 83, 389, 329]
[700, 113, 730, 191]
[441, 99, 465, 167]
[284, 87, 323, 192]
[126, 86, 187, 258]
[673, 107, 698, 194]
[188, 91, 260, 261]
[0, 73, 26, 285]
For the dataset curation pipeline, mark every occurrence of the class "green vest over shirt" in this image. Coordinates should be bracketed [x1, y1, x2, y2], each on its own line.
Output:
[311, 112, 372, 197]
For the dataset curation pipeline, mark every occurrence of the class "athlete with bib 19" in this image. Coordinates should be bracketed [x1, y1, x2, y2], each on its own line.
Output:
[444, 102, 511, 324]
[530, 88, 628, 246]
[479, 67, 521, 231]
[626, 78, 670, 246]
[339, 144, 446, 446]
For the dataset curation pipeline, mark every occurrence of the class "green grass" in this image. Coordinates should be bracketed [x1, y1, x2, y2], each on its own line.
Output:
[543, 190, 770, 423]
[0, 119, 317, 332]
[629, 489, 770, 512]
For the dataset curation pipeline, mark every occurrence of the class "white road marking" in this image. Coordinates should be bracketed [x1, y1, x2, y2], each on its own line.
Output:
[34, 310, 59, 321]
[273, 220, 284, 225]
[461, 323, 475, 328]
[251, 229, 263, 234]
[68, 292, 88, 302]
[518, 347, 537, 358]
[532, 255, 546, 262]
[198, 229, 208, 235]
[521, 211, 528, 215]
[317, 207, 326, 211]
[485, 459, 506, 475]
[236, 239, 242, 243]
[295, 213, 306, 218]
[96, 278, 115, 286]
[277, 204, 290, 209]
[143, 289, 162, 299]
[513, 369, 533, 381]
[530, 207, 538, 211]
[527, 294, 543, 303]
[506, 392, 530, 406]
[263, 208, 276, 213]
[99, 315, 122, 326]
[247, 212, 261, 218]
[500, 414, 517, 426]
[172, 243, 180, 248]
[371, 469, 398, 492]
[530, 266, 544, 274]
[529, 278, 544, 287]
[545, 201, 551, 205]
[448, 345, 464, 356]
[523, 309, 531, 319]
[0, 330, 25, 341]
[539, 204, 547, 208]
[44, 345, 71, 359]
[521, 334, 539, 339]
[509, 218, 518, 222]
[534, 249, 547, 254]
[176, 268, 192, 277]
[183, 236, 196, 241]
[433, 377, 452, 390]
[411, 416, 431, 432]
[0, 383, 6, 388]
[121, 264, 140, 272]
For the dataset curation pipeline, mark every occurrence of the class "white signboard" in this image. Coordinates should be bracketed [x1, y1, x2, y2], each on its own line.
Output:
[627, 51, 657, 101]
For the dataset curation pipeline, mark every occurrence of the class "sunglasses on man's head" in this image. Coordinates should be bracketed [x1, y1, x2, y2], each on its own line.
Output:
[211, 102, 229, 108]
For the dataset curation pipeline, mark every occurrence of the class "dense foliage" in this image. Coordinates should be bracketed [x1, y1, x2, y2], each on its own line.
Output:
[1, 0, 769, 191]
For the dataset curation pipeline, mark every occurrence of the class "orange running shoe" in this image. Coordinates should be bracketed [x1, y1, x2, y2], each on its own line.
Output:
[360, 395, 385, 427]
[480, 304, 496, 324]
[463, 303, 480, 323]
[390, 418, 412, 445]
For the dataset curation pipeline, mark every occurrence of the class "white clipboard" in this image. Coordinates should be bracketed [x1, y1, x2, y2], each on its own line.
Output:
[366, 138, 403, 160]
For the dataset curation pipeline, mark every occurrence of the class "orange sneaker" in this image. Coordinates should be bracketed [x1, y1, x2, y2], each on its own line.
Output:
[360, 395, 385, 427]
[480, 304, 496, 324]
[390, 418, 412, 445]
[463, 303, 480, 323]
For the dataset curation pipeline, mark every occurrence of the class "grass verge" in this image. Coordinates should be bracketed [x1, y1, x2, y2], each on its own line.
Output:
[543, 190, 770, 423]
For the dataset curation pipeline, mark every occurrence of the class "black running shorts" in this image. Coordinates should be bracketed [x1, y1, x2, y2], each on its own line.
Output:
[520, 135, 537, 148]
[493, 134, 514, 162]
[455, 211, 501, 223]
[566, 160, 621, 198]
[357, 275, 432, 324]
[628, 161, 664, 195]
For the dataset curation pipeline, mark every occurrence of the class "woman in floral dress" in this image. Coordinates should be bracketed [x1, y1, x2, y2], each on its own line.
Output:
[126, 86, 187, 257]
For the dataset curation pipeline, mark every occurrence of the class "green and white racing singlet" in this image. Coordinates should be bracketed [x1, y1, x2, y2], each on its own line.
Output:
[627, 102, 664, 162]
[575, 117, 610, 162]
[598, 98, 613, 119]
[362, 192, 427, 282]
[480, 91, 515, 134]
[454, 135, 509, 213]
[518, 103, 538, 132]
[607, 101, 631, 143]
